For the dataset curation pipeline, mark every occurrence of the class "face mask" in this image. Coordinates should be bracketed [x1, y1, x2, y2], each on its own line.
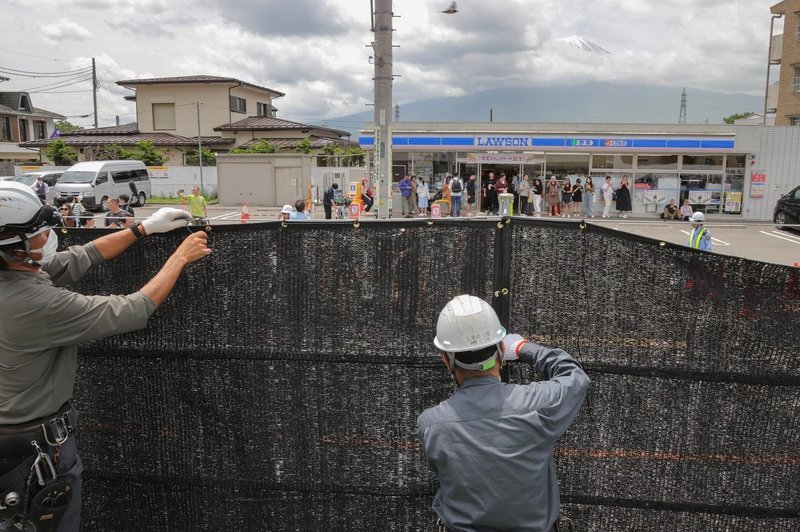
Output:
[26, 229, 58, 266]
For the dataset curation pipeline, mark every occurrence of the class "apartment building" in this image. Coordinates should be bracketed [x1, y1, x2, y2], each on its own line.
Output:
[768, 0, 800, 125]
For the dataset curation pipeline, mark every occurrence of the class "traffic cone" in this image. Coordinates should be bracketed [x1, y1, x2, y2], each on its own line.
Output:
[241, 202, 250, 224]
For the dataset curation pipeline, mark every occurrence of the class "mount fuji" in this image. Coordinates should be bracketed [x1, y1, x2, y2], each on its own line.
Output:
[554, 35, 612, 55]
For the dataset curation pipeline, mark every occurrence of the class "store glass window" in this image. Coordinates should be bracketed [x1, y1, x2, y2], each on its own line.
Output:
[543, 154, 589, 180]
[722, 154, 746, 215]
[680, 173, 724, 214]
[636, 154, 678, 170]
[591, 154, 633, 170]
[682, 155, 723, 171]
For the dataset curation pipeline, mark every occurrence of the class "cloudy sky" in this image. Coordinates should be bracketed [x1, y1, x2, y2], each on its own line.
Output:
[1, 0, 780, 128]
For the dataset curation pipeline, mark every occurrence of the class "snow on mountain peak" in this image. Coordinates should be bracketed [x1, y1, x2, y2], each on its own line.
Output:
[555, 35, 612, 55]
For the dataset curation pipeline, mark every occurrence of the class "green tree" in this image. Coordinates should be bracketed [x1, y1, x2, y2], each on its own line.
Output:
[131, 140, 167, 165]
[723, 112, 753, 124]
[186, 147, 217, 166]
[342, 146, 366, 167]
[230, 139, 277, 154]
[54, 119, 81, 133]
[321, 141, 344, 166]
[96, 144, 135, 161]
[295, 138, 313, 154]
[42, 139, 78, 166]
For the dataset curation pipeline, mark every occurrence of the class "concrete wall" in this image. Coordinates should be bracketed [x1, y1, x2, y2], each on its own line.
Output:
[748, 126, 800, 220]
[217, 154, 313, 206]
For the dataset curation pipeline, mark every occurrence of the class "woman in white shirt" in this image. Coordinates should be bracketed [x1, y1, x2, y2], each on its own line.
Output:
[418, 178, 430, 216]
[602, 176, 614, 218]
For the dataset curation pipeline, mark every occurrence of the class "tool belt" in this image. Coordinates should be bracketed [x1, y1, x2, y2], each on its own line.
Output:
[0, 402, 78, 531]
[0, 402, 78, 459]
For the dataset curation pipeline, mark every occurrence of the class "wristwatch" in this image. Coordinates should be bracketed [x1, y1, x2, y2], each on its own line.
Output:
[130, 222, 145, 239]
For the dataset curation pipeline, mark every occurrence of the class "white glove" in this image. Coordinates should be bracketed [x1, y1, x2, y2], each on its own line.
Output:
[500, 333, 528, 361]
[141, 208, 192, 235]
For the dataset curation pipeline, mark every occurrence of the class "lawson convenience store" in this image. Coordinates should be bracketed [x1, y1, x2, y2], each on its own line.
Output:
[359, 122, 762, 217]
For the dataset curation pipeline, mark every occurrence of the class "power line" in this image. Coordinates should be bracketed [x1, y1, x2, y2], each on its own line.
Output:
[22, 74, 93, 93]
[0, 46, 85, 63]
[0, 65, 92, 78]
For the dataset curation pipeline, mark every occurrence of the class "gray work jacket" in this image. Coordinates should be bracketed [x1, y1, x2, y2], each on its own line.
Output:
[417, 343, 590, 532]
[0, 243, 156, 424]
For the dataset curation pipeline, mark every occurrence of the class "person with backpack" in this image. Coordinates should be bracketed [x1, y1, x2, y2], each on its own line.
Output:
[449, 175, 464, 217]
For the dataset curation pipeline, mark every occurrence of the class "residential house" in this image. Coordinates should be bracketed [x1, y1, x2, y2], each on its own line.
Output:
[768, 0, 800, 125]
[0, 92, 63, 169]
[20, 75, 358, 164]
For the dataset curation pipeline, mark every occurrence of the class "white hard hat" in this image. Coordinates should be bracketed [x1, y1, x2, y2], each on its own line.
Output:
[690, 211, 705, 223]
[0, 181, 59, 245]
[434, 294, 505, 350]
[281, 204, 293, 214]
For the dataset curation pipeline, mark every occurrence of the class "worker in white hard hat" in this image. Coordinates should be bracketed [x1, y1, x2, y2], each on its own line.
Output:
[0, 180, 211, 531]
[417, 294, 590, 532]
[688, 211, 712, 252]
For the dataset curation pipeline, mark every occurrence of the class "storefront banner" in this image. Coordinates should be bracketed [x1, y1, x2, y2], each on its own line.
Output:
[466, 153, 538, 164]
[750, 173, 766, 198]
[642, 190, 668, 204]
[689, 191, 713, 204]
[724, 192, 743, 213]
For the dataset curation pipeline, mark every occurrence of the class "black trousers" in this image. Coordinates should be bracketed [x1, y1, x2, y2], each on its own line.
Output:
[324, 204, 332, 219]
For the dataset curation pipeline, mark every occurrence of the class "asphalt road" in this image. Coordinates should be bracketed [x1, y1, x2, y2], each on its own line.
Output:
[128, 204, 800, 267]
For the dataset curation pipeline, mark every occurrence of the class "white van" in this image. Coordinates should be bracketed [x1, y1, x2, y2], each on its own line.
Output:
[55, 160, 152, 211]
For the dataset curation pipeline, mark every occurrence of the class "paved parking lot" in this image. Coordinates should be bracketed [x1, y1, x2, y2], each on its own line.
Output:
[130, 204, 800, 267]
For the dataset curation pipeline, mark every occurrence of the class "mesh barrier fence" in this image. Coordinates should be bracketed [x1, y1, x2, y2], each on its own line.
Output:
[56, 219, 800, 531]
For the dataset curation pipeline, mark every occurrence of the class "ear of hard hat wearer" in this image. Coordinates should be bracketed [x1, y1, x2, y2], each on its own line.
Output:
[0, 181, 58, 246]
[434, 295, 506, 371]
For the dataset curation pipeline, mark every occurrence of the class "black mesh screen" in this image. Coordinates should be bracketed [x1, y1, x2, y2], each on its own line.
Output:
[55, 219, 800, 531]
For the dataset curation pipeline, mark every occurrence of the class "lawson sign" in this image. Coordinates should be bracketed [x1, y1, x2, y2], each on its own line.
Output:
[358, 135, 736, 151]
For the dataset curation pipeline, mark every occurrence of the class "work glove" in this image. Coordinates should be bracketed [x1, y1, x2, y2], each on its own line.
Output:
[141, 208, 192, 235]
[500, 333, 528, 361]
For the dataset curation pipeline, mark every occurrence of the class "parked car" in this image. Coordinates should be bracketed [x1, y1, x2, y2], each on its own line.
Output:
[55, 160, 151, 211]
[12, 170, 63, 203]
[0, 176, 17, 181]
[773, 185, 800, 230]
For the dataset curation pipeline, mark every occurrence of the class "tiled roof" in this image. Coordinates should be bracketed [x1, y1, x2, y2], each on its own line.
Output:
[61, 122, 139, 135]
[214, 116, 350, 137]
[116, 75, 285, 97]
[0, 102, 65, 120]
[20, 132, 235, 148]
[32, 108, 65, 119]
[238, 136, 360, 150]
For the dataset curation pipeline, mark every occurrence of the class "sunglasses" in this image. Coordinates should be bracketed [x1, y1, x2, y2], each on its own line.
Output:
[59, 207, 70, 212]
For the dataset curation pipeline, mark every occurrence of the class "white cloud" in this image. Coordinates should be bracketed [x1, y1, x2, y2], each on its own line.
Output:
[0, 0, 777, 126]
[41, 21, 94, 42]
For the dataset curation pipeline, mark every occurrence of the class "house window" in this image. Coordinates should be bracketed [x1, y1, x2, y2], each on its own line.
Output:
[230, 96, 246, 114]
[34, 121, 46, 139]
[152, 103, 176, 130]
[19, 119, 29, 142]
[0, 116, 11, 142]
[257, 102, 269, 117]
[791, 117, 800, 126]
[795, 66, 800, 92]
[796, 24, 800, 41]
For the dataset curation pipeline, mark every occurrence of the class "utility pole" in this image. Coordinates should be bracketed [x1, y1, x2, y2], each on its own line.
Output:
[372, 0, 394, 219]
[394, 104, 400, 121]
[92, 57, 98, 128]
[678, 88, 687, 124]
[196, 102, 204, 195]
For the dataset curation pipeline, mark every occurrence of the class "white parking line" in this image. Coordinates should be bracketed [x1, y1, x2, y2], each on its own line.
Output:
[760, 230, 800, 245]
[679, 229, 730, 246]
[209, 211, 239, 220]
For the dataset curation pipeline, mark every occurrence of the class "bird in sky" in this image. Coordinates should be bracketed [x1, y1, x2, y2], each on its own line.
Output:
[441, 1, 457, 14]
